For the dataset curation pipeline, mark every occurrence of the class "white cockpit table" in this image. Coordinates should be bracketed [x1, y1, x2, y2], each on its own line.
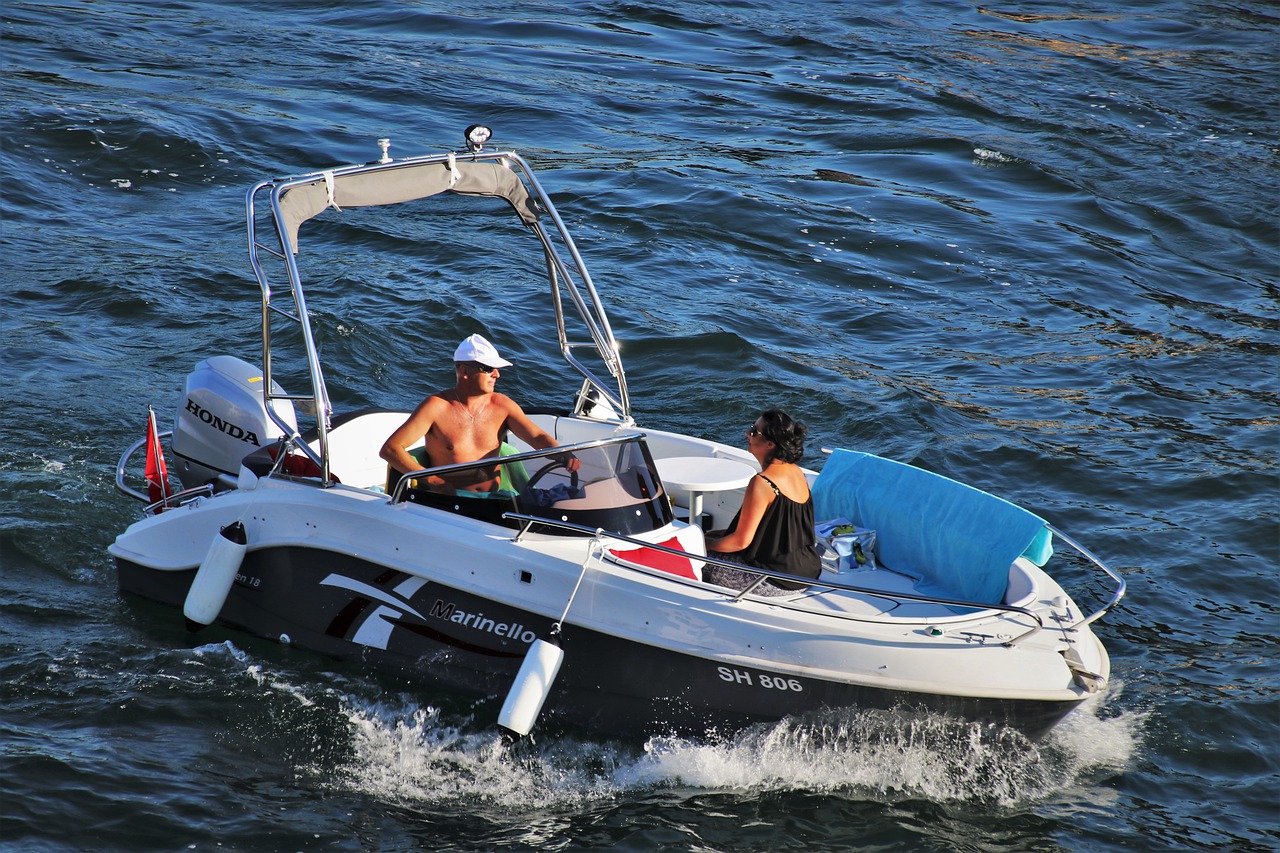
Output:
[655, 456, 757, 525]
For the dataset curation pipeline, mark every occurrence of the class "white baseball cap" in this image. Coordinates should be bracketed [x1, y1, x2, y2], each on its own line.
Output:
[453, 333, 512, 368]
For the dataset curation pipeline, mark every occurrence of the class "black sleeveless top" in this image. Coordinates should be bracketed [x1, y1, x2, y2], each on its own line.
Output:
[723, 473, 821, 588]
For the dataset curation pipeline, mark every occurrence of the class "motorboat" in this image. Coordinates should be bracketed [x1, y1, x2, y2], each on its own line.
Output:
[111, 126, 1125, 739]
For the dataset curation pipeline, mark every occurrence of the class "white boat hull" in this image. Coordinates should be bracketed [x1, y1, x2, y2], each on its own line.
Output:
[111, 473, 1106, 739]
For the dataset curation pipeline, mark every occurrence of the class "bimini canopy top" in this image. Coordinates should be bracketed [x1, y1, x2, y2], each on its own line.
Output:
[276, 157, 539, 253]
[245, 134, 632, 485]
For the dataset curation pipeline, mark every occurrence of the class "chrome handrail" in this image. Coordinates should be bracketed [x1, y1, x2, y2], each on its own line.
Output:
[144, 483, 217, 513]
[387, 432, 647, 504]
[502, 513, 1045, 645]
[115, 429, 219, 511]
[1048, 524, 1127, 629]
[114, 433, 152, 501]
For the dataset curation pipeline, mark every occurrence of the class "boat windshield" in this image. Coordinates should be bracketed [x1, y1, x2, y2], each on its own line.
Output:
[392, 434, 673, 536]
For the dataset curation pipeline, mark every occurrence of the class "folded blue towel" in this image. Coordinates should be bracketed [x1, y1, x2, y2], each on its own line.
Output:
[812, 449, 1052, 604]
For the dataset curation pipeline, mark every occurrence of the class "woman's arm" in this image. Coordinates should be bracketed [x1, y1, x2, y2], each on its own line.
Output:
[706, 475, 775, 553]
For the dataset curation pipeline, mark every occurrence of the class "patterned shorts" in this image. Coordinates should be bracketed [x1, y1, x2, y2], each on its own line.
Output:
[703, 560, 795, 598]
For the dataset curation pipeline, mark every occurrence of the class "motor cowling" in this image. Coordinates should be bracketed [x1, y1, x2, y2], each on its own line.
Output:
[171, 356, 297, 489]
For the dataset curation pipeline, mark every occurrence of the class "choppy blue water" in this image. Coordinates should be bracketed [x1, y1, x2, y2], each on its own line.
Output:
[2, 1, 1277, 850]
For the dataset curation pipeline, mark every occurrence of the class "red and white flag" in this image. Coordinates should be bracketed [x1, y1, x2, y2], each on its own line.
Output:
[144, 405, 171, 506]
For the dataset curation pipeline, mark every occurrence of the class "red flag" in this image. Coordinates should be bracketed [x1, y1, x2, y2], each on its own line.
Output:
[145, 406, 171, 506]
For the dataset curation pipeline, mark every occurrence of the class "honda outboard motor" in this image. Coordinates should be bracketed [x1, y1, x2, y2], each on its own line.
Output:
[171, 356, 298, 489]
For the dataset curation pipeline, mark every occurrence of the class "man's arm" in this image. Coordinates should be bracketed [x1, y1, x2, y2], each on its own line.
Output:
[501, 398, 581, 470]
[379, 396, 443, 474]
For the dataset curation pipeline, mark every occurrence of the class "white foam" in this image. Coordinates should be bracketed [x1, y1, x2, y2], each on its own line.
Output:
[336, 702, 624, 808]
[972, 147, 1016, 163]
[1041, 682, 1146, 773]
[323, 685, 1144, 809]
[633, 696, 1144, 805]
[219, 648, 1143, 810]
[190, 639, 247, 662]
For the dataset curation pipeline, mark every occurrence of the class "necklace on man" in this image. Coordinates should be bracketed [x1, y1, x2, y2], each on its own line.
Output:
[459, 398, 489, 423]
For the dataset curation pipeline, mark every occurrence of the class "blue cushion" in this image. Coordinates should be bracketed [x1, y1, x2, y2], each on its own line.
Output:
[812, 450, 1053, 604]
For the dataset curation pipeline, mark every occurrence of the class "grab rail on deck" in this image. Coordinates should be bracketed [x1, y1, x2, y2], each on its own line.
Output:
[114, 431, 221, 512]
[502, 513, 1046, 646]
[115, 432, 163, 502]
[1048, 524, 1127, 630]
[115, 431, 263, 512]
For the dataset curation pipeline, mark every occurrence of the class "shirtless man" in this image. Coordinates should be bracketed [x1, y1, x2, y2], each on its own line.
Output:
[379, 334, 575, 493]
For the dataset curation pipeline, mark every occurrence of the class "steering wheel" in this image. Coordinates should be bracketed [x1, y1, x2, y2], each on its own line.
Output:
[525, 459, 580, 492]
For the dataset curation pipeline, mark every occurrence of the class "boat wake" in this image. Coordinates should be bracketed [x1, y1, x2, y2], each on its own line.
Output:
[629, 695, 1144, 806]
[322, 684, 1144, 810]
[188, 640, 1143, 811]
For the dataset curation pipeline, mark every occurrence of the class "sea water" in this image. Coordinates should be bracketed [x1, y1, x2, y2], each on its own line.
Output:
[1, 1, 1275, 850]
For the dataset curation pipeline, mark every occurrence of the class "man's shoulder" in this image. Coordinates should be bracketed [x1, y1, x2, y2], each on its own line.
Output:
[489, 392, 524, 412]
[409, 391, 454, 415]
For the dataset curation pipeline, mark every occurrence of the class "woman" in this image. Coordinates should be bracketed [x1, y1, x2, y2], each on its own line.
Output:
[704, 409, 821, 597]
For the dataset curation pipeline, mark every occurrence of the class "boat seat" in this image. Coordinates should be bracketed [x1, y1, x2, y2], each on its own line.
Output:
[813, 449, 1054, 605]
[1003, 560, 1038, 607]
[306, 409, 408, 489]
[605, 536, 702, 581]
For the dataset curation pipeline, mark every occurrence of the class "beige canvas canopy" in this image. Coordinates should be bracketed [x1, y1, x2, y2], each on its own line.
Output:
[276, 158, 538, 253]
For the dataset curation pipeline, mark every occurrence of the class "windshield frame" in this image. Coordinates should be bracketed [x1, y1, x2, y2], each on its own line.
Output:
[388, 432, 674, 536]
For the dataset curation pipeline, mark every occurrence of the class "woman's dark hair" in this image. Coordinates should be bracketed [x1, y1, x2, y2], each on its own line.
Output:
[758, 408, 807, 464]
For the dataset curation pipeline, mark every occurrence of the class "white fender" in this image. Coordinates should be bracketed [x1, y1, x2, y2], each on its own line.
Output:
[183, 521, 247, 630]
[498, 637, 564, 737]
